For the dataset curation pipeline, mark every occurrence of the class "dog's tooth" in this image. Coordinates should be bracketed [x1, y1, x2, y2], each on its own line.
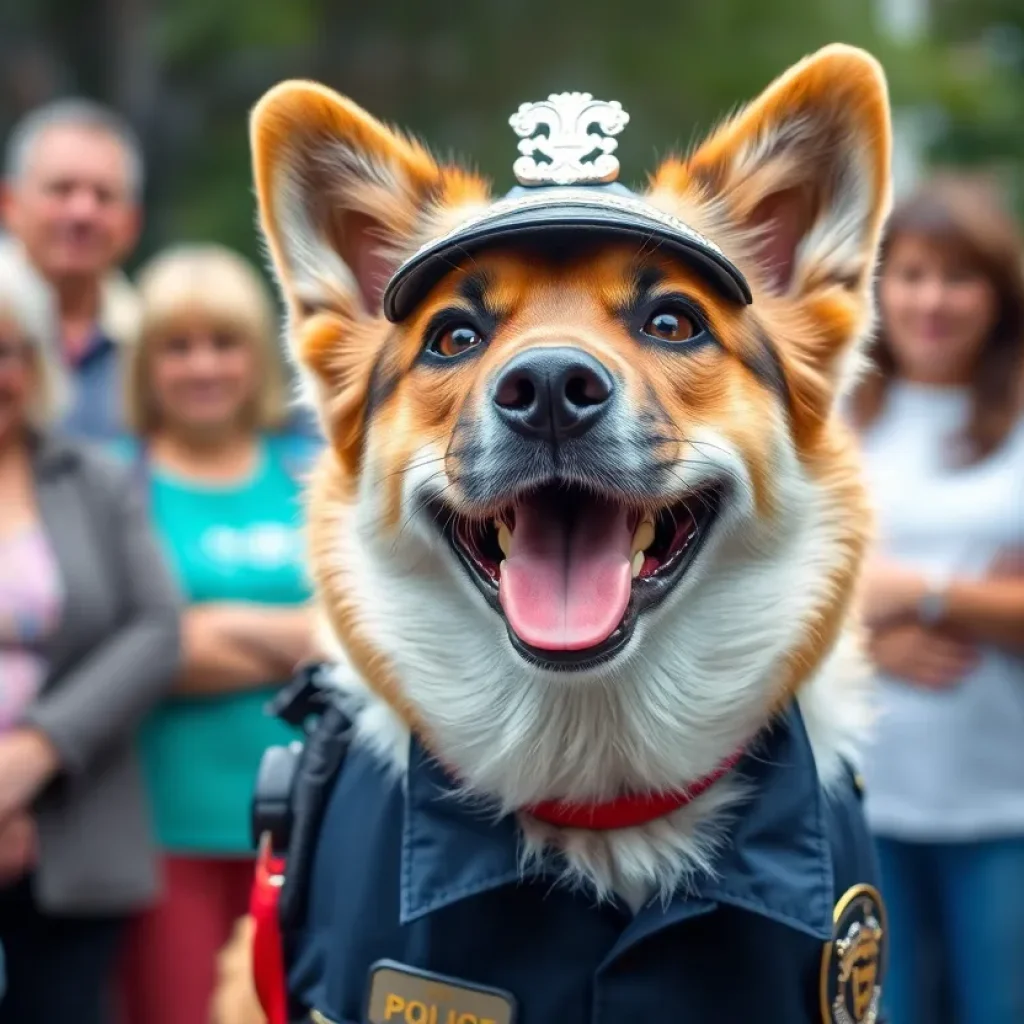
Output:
[497, 522, 512, 557]
[631, 551, 644, 578]
[631, 519, 655, 555]
[499, 558, 507, 577]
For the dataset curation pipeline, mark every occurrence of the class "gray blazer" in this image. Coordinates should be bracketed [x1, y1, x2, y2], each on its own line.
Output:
[21, 433, 181, 914]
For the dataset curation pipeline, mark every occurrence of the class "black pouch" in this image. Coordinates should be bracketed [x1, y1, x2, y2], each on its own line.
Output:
[278, 696, 354, 928]
[251, 664, 355, 928]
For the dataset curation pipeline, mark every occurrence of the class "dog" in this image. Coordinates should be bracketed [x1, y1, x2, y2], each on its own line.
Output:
[218, 43, 893, 1024]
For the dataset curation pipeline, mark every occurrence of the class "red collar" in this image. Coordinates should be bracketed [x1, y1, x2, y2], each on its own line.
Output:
[524, 748, 745, 831]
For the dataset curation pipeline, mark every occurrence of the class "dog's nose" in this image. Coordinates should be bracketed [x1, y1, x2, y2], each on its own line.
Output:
[492, 347, 614, 441]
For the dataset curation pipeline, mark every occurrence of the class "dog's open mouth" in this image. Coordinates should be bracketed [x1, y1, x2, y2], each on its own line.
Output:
[434, 482, 724, 669]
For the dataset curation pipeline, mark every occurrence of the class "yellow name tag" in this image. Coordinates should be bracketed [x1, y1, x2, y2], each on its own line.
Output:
[365, 960, 517, 1024]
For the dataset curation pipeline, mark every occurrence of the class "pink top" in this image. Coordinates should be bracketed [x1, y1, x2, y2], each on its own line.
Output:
[0, 523, 63, 732]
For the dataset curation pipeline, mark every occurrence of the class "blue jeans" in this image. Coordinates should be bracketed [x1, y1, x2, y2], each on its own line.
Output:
[875, 836, 1024, 1024]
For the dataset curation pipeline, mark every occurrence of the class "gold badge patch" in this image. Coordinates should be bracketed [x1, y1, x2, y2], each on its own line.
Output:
[820, 884, 887, 1024]
[365, 960, 517, 1024]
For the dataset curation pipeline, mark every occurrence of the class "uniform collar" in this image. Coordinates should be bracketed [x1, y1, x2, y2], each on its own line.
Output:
[399, 702, 834, 943]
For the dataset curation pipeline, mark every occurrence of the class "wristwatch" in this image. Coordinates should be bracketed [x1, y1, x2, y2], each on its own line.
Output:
[917, 569, 950, 626]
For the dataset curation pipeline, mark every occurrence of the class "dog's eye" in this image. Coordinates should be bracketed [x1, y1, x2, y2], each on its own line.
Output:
[430, 324, 483, 359]
[641, 308, 698, 343]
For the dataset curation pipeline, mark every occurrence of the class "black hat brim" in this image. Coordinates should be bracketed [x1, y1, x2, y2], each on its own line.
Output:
[381, 199, 752, 323]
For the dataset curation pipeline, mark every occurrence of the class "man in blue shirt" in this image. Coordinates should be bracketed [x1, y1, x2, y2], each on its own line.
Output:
[2, 99, 143, 441]
[2, 102, 322, 443]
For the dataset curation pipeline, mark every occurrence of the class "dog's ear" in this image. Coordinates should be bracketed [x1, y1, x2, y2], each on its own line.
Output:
[250, 80, 488, 338]
[679, 44, 890, 299]
[651, 46, 891, 406]
[250, 82, 488, 457]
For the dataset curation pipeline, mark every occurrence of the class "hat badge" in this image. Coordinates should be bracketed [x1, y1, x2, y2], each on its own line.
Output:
[508, 92, 630, 188]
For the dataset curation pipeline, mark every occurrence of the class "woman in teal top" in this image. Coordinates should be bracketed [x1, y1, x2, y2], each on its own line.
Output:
[115, 244, 321, 1024]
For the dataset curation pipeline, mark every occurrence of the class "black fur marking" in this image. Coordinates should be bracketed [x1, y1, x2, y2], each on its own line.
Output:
[365, 334, 404, 419]
[456, 272, 492, 310]
[743, 330, 791, 402]
[617, 264, 667, 321]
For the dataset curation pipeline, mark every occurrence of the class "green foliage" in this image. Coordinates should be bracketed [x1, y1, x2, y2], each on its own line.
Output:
[153, 0, 899, 260]
[8, 0, 1024, 259]
[918, 1, 1024, 212]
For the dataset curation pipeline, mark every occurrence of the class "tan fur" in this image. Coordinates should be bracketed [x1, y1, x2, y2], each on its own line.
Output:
[307, 462, 425, 730]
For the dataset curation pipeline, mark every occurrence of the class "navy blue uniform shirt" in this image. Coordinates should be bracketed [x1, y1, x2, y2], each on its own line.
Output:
[286, 703, 886, 1023]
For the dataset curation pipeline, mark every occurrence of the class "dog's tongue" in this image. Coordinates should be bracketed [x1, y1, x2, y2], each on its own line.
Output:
[499, 494, 633, 651]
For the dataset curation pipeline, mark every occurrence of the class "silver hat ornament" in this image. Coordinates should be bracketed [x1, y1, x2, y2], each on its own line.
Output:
[509, 92, 630, 187]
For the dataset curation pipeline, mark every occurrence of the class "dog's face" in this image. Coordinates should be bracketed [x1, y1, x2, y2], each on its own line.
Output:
[251, 46, 891, 803]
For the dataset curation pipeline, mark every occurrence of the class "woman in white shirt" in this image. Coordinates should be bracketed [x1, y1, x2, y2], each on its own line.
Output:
[851, 176, 1024, 1024]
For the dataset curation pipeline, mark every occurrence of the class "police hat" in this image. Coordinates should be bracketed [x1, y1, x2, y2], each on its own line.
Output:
[382, 93, 752, 323]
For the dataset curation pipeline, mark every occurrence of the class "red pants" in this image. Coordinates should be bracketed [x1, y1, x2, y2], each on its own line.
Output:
[119, 855, 255, 1024]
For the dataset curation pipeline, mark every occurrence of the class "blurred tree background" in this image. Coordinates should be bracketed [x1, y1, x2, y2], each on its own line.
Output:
[2, 0, 1023, 273]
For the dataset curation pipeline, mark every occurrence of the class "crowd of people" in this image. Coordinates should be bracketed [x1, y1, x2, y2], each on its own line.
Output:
[0, 99, 320, 1024]
[0, 97, 1020, 1024]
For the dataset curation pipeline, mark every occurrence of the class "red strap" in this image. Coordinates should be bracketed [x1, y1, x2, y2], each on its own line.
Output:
[525, 749, 744, 830]
[250, 841, 289, 1024]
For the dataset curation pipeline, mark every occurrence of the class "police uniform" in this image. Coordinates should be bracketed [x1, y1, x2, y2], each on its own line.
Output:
[251, 93, 889, 1024]
[252, 668, 886, 1024]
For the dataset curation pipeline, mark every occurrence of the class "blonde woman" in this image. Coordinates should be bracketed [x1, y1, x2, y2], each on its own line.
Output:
[115, 244, 318, 1024]
[0, 244, 180, 1024]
